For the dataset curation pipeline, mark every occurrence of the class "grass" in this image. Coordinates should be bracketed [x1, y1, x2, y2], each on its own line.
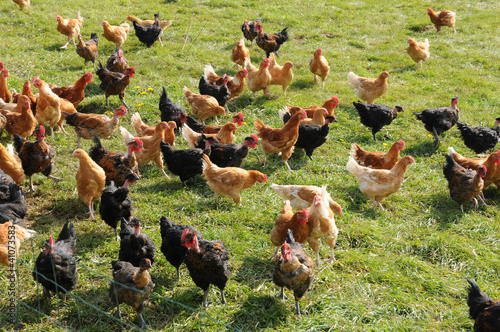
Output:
[1, 0, 500, 330]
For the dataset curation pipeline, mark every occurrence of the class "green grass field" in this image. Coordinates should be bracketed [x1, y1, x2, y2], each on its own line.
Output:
[1, 0, 500, 330]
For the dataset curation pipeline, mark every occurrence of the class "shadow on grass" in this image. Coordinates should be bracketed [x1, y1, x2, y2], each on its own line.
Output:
[404, 140, 438, 157]
[392, 65, 418, 74]
[229, 294, 288, 330]
[235, 256, 274, 287]
[291, 79, 315, 90]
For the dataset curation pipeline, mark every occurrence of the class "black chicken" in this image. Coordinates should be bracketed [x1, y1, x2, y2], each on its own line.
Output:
[295, 116, 335, 160]
[118, 217, 156, 267]
[466, 278, 500, 332]
[181, 228, 231, 308]
[456, 118, 500, 154]
[76, 33, 99, 66]
[353, 101, 404, 141]
[414, 95, 459, 145]
[0, 170, 27, 223]
[255, 22, 289, 58]
[32, 222, 78, 302]
[133, 13, 162, 48]
[160, 141, 205, 186]
[207, 135, 258, 167]
[109, 258, 154, 329]
[186, 112, 245, 134]
[106, 47, 129, 73]
[159, 86, 187, 134]
[99, 174, 139, 240]
[273, 230, 314, 317]
[241, 19, 260, 45]
[198, 75, 231, 110]
[159, 216, 203, 278]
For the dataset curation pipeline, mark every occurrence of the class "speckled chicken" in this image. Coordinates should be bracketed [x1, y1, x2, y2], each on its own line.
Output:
[76, 33, 99, 66]
[270, 200, 308, 256]
[466, 278, 500, 332]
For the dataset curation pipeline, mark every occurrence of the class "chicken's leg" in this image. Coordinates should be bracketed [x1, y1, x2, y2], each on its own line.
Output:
[62, 293, 67, 303]
[137, 313, 147, 329]
[60, 38, 70, 49]
[28, 176, 35, 192]
[295, 300, 302, 317]
[279, 287, 288, 300]
[315, 251, 321, 267]
[432, 127, 440, 145]
[284, 160, 292, 171]
[47, 175, 64, 184]
[202, 288, 210, 308]
[220, 289, 227, 305]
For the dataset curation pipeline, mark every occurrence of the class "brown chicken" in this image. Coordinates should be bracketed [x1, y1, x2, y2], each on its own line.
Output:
[241, 19, 260, 45]
[182, 122, 238, 149]
[443, 151, 485, 213]
[126, 15, 172, 47]
[230, 38, 250, 66]
[203, 65, 248, 100]
[185, 112, 244, 135]
[131, 112, 176, 146]
[407, 38, 430, 67]
[347, 71, 390, 104]
[0, 143, 25, 185]
[56, 98, 78, 134]
[49, 72, 93, 108]
[56, 11, 84, 49]
[0, 95, 36, 139]
[309, 48, 330, 87]
[106, 48, 129, 73]
[0, 66, 11, 103]
[183, 86, 225, 123]
[268, 53, 294, 96]
[301, 108, 328, 125]
[244, 57, 273, 98]
[201, 154, 267, 204]
[427, 7, 456, 33]
[96, 62, 135, 108]
[101, 20, 130, 48]
[347, 155, 415, 210]
[255, 23, 289, 58]
[64, 106, 127, 148]
[11, 80, 37, 113]
[12, 0, 30, 10]
[0, 114, 5, 135]
[350, 140, 405, 170]
[448, 147, 500, 190]
[270, 200, 308, 256]
[120, 123, 170, 178]
[0, 221, 35, 278]
[270, 184, 342, 216]
[76, 34, 99, 66]
[73, 148, 106, 218]
[306, 189, 338, 266]
[33, 77, 61, 137]
[287, 96, 340, 119]
[254, 111, 307, 171]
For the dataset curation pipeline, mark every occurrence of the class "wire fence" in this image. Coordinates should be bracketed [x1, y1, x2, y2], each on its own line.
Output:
[1, 231, 241, 331]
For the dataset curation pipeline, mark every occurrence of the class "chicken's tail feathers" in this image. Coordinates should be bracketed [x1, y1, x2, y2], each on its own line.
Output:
[346, 156, 361, 175]
[57, 221, 77, 243]
[466, 278, 493, 320]
[278, 106, 288, 121]
[181, 125, 198, 149]
[130, 112, 143, 134]
[423, 38, 429, 47]
[90, 32, 99, 43]
[413, 112, 422, 120]
[243, 57, 253, 72]
[285, 229, 296, 245]
[254, 117, 264, 131]
[447, 11, 456, 18]
[201, 153, 213, 171]
[183, 86, 191, 97]
[347, 72, 359, 88]
[120, 126, 135, 145]
[349, 143, 361, 160]
[77, 10, 82, 20]
[203, 64, 216, 80]
[6, 143, 15, 156]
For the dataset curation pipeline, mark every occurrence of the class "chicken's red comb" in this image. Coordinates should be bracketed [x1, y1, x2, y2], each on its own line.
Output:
[236, 112, 244, 119]
[302, 209, 308, 218]
[331, 96, 339, 104]
[48, 235, 54, 246]
[0, 62, 3, 69]
[243, 68, 248, 73]
[32, 76, 40, 83]
[180, 228, 190, 241]
[119, 106, 127, 112]
[129, 66, 135, 72]
[317, 48, 322, 53]
[86, 72, 93, 77]
[2, 69, 9, 77]
[24, 80, 30, 87]
[38, 125, 45, 135]
[134, 138, 144, 146]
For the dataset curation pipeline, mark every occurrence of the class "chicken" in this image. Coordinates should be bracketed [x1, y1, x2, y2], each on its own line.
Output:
[119, 217, 156, 267]
[159, 86, 187, 133]
[0, 67, 11, 103]
[160, 142, 205, 186]
[76, 33, 99, 66]
[309, 48, 330, 87]
[96, 62, 135, 109]
[109, 258, 154, 329]
[456, 119, 500, 154]
[0, 95, 36, 139]
[350, 140, 405, 170]
[56, 11, 83, 49]
[231, 39, 250, 66]
[201, 154, 267, 204]
[273, 230, 314, 317]
[0, 221, 35, 277]
[181, 228, 231, 307]
[73, 148, 106, 218]
[254, 111, 307, 171]
[131, 112, 176, 146]
[99, 174, 139, 240]
[160, 216, 203, 279]
[244, 57, 273, 98]
[182, 122, 238, 149]
[466, 278, 500, 332]
[347, 71, 390, 104]
[32, 222, 77, 303]
[33, 76, 61, 137]
[443, 151, 486, 212]
[268, 52, 294, 96]
[183, 86, 225, 123]
[126, 15, 172, 47]
[353, 101, 404, 141]
[106, 47, 129, 73]
[0, 169, 27, 223]
[89, 134, 143, 186]
[101, 20, 130, 49]
[203, 65, 248, 100]
[297, 107, 328, 126]
[198, 76, 231, 109]
[407, 38, 430, 67]
[0, 114, 5, 135]
[346, 155, 415, 210]
[49, 72, 93, 107]
[255, 23, 289, 58]
[186, 112, 244, 135]
[133, 13, 162, 47]
[241, 19, 260, 45]
[427, 7, 456, 33]
[12, 0, 30, 10]
[287, 96, 340, 118]
[64, 106, 127, 148]
[120, 123, 170, 178]
[0, 143, 25, 185]
[11, 79, 37, 114]
[270, 201, 308, 256]
[294, 119, 334, 160]
[448, 147, 500, 190]
[14, 126, 64, 192]
[207, 135, 258, 168]
[414, 95, 460, 145]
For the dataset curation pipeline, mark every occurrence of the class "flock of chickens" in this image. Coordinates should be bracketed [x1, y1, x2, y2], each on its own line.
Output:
[1, 2, 500, 330]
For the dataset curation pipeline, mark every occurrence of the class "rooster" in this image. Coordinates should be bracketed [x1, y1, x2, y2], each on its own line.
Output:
[241, 19, 260, 45]
[76, 33, 99, 66]
[255, 22, 289, 58]
[56, 11, 84, 49]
